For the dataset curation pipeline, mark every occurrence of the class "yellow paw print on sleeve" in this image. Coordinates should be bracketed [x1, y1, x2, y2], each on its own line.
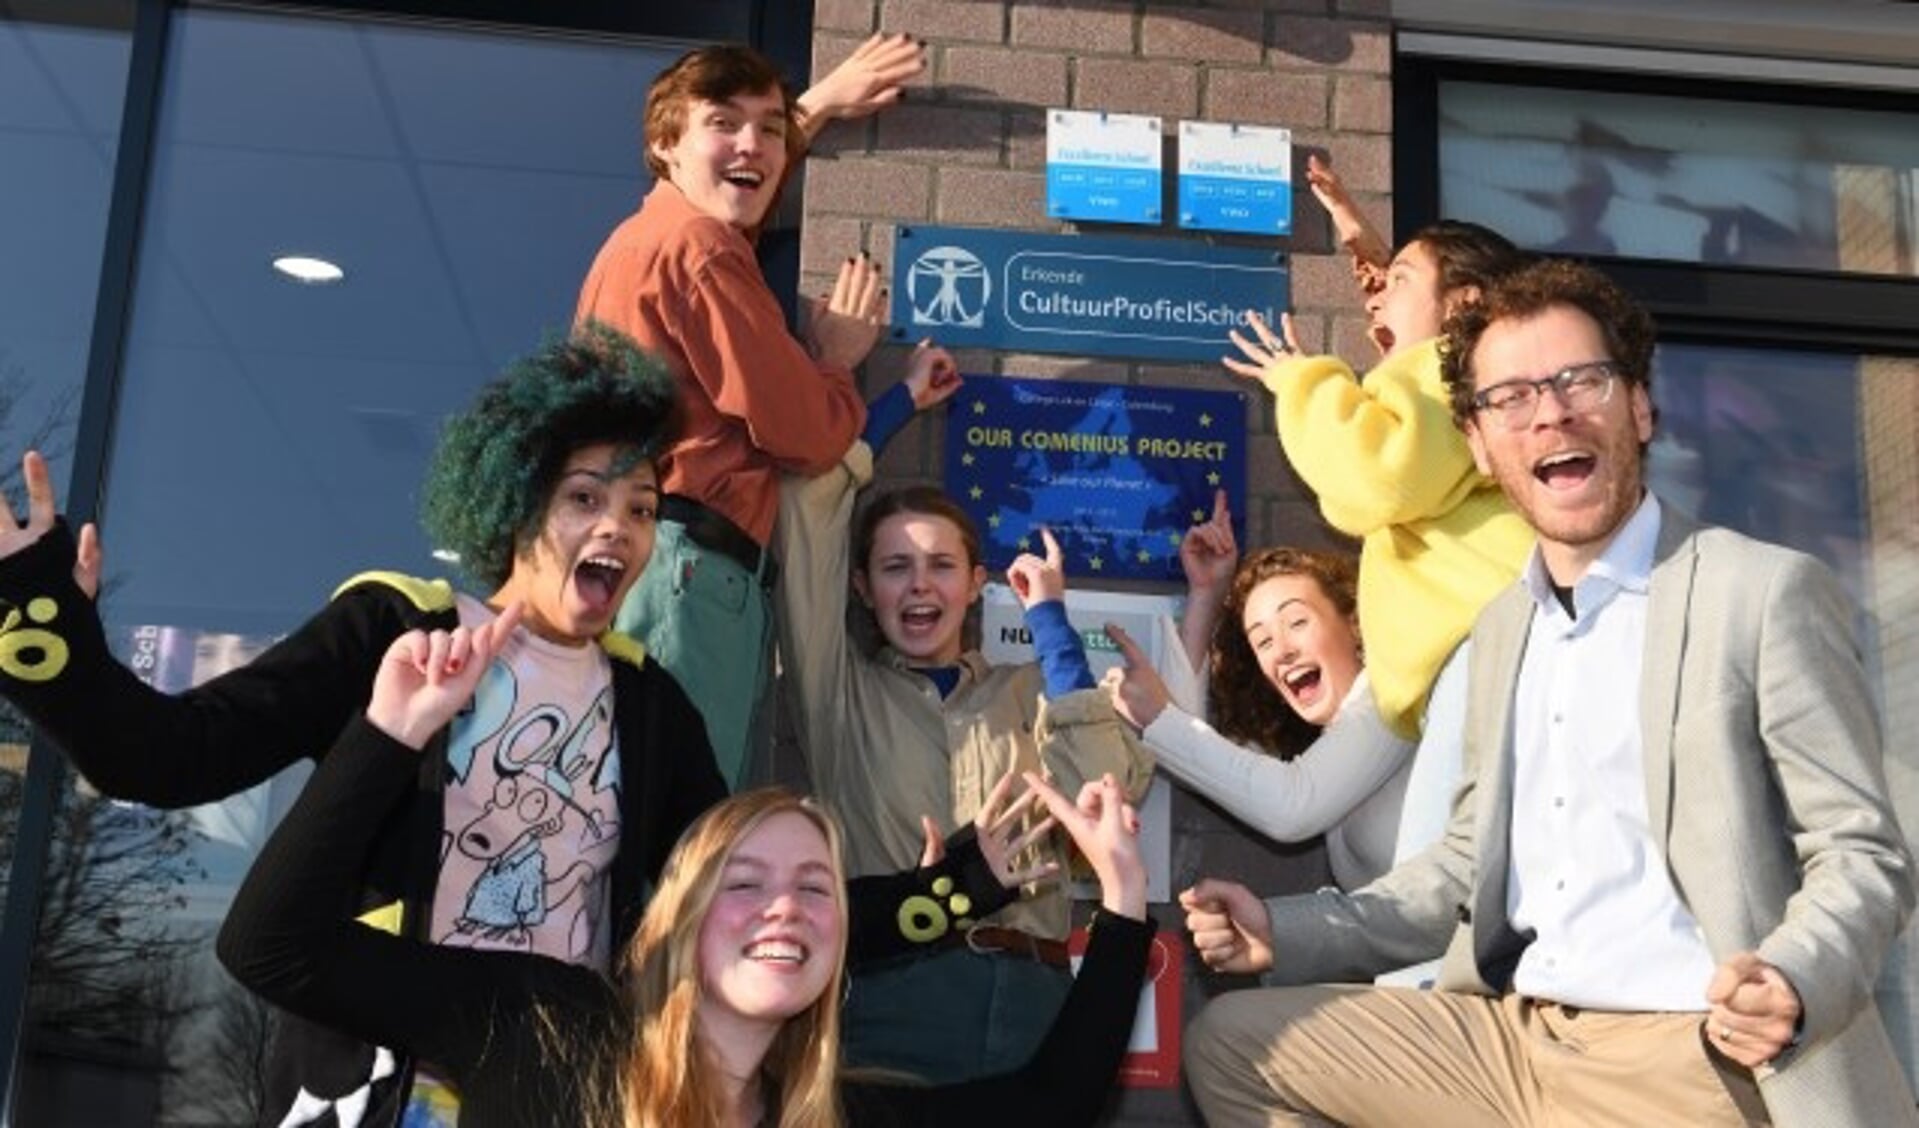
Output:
[0, 596, 70, 683]
[895, 874, 979, 944]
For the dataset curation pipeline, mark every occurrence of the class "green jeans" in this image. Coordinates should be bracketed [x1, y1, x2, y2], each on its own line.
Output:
[841, 946, 1073, 1084]
[613, 518, 771, 789]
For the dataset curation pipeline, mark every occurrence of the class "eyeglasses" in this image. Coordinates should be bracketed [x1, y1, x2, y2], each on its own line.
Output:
[1469, 361, 1620, 431]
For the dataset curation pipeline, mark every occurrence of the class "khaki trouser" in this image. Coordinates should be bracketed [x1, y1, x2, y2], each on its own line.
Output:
[1185, 985, 1770, 1127]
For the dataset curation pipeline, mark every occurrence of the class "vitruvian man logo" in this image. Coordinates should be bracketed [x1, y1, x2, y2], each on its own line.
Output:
[907, 245, 991, 328]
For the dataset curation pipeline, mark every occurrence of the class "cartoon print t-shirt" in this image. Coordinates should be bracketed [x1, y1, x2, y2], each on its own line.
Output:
[405, 597, 621, 1123]
[428, 594, 622, 969]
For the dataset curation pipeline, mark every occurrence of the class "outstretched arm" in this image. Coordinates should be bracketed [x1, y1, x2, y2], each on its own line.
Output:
[859, 339, 962, 455]
[1007, 527, 1097, 699]
[1224, 315, 1478, 534]
[853, 775, 1152, 1127]
[0, 450, 101, 596]
[1132, 668, 1411, 844]
[796, 32, 925, 145]
[1177, 489, 1237, 671]
[848, 770, 1058, 966]
[1306, 153, 1391, 290]
[1008, 530, 1156, 802]
[773, 343, 956, 803]
[0, 451, 431, 807]
[218, 613, 619, 1085]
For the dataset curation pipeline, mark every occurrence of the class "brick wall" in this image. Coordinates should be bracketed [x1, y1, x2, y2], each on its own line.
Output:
[804, 0, 1392, 551]
[798, 3, 1393, 1123]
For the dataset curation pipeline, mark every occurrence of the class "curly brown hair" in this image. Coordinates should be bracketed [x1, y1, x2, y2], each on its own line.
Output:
[1439, 258, 1658, 431]
[1208, 548, 1359, 759]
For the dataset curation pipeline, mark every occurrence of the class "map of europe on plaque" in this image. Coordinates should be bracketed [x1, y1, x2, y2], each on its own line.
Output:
[943, 374, 1247, 582]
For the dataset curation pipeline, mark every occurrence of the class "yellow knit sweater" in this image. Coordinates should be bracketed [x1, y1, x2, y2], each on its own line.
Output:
[1262, 337, 1534, 738]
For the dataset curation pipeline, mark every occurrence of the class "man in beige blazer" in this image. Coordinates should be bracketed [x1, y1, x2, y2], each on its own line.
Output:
[1180, 259, 1915, 1127]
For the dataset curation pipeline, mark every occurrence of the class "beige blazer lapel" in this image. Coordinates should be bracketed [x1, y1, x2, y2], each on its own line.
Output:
[1465, 585, 1534, 986]
[1638, 507, 1702, 847]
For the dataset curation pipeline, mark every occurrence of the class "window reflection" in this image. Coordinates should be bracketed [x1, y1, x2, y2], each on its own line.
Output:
[1440, 81, 1919, 277]
[1649, 344, 1868, 599]
[1648, 344, 1919, 1066]
[0, 7, 130, 503]
[10, 6, 685, 1124]
[0, 4, 135, 1123]
[105, 7, 676, 635]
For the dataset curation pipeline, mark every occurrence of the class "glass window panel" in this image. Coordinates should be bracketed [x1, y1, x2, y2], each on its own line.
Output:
[0, 5, 133, 1123]
[1648, 343, 1919, 1078]
[1649, 343, 1868, 598]
[15, 8, 686, 1124]
[0, 6, 131, 499]
[107, 7, 679, 635]
[1439, 81, 1919, 277]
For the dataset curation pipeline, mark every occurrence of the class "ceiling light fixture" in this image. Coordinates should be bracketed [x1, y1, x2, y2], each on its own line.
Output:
[272, 255, 345, 284]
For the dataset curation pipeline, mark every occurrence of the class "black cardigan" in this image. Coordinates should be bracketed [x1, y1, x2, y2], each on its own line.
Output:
[0, 523, 727, 1125]
[220, 715, 1153, 1128]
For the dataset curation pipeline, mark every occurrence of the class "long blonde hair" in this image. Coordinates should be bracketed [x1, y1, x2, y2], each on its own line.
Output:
[616, 788, 849, 1128]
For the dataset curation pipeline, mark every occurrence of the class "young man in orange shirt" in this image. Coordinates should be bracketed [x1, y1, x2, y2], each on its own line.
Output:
[577, 36, 918, 785]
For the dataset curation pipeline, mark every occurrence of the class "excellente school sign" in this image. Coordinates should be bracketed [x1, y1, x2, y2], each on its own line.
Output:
[888, 225, 1289, 363]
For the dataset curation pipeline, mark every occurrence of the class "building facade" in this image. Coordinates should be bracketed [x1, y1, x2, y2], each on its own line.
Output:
[1, 0, 1914, 1123]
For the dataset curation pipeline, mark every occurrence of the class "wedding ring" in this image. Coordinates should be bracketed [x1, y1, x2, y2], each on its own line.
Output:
[1719, 1026, 1735, 1043]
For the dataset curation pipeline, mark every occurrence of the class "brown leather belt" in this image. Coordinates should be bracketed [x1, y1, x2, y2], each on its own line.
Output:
[659, 494, 777, 590]
[939, 924, 1071, 969]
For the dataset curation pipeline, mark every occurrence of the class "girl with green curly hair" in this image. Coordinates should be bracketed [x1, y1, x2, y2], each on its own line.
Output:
[421, 321, 680, 600]
[0, 324, 731, 1127]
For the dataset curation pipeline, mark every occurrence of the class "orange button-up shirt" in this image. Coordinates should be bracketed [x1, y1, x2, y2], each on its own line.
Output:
[576, 182, 866, 546]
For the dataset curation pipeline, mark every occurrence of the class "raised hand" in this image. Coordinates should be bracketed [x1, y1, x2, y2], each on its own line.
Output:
[1, 452, 102, 599]
[795, 32, 925, 141]
[1306, 152, 1390, 271]
[1180, 877, 1274, 973]
[919, 767, 1062, 889]
[902, 339, 962, 410]
[1101, 623, 1171, 732]
[1174, 488, 1236, 669]
[1181, 488, 1237, 601]
[1005, 527, 1067, 609]
[1223, 310, 1306, 381]
[1705, 952, 1804, 1068]
[809, 253, 887, 370]
[1024, 771, 1146, 920]
[366, 603, 523, 751]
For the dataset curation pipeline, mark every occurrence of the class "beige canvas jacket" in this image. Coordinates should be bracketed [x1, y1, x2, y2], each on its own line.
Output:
[775, 442, 1154, 940]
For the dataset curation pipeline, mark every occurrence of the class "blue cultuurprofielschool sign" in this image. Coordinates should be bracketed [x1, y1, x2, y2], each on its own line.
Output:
[888, 225, 1289, 364]
[943, 374, 1247, 582]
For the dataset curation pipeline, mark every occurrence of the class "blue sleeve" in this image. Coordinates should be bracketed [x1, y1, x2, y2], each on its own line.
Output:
[861, 383, 917, 453]
[1024, 600, 1096, 697]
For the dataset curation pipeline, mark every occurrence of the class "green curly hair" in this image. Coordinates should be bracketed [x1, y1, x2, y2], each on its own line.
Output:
[421, 322, 680, 591]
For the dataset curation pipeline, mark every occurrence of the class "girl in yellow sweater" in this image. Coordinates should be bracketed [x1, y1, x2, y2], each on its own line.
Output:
[1221, 168, 1534, 743]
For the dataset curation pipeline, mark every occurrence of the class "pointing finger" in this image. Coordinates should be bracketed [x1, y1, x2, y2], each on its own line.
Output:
[1103, 622, 1149, 666]
[1039, 526, 1062, 567]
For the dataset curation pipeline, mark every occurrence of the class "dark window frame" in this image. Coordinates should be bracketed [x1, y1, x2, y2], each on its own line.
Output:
[1392, 51, 1919, 357]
